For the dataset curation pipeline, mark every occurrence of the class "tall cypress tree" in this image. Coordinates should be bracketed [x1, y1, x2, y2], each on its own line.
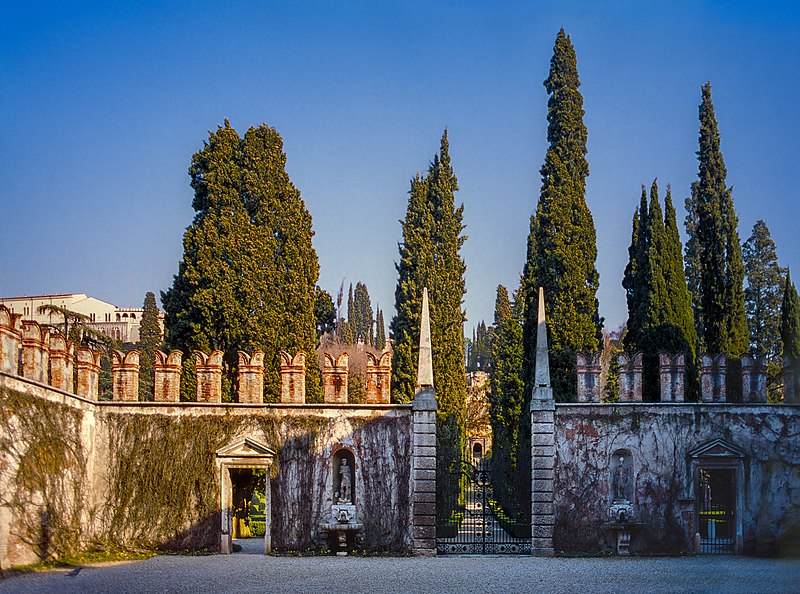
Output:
[685, 83, 748, 357]
[353, 281, 374, 344]
[488, 285, 526, 516]
[390, 173, 431, 403]
[663, 185, 698, 363]
[743, 220, 785, 361]
[781, 271, 800, 361]
[391, 130, 467, 518]
[522, 29, 601, 402]
[375, 307, 386, 351]
[162, 121, 321, 401]
[624, 181, 697, 400]
[137, 291, 162, 400]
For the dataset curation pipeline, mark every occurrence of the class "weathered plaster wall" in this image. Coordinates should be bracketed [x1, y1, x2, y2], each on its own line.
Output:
[0, 374, 96, 568]
[0, 372, 412, 568]
[552, 403, 800, 556]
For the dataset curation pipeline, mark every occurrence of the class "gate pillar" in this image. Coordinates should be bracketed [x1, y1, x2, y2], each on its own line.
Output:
[530, 287, 555, 557]
[412, 287, 437, 556]
[412, 389, 437, 556]
[530, 399, 555, 557]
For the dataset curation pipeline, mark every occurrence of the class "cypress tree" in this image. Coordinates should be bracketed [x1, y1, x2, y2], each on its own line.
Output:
[685, 83, 748, 357]
[663, 186, 698, 363]
[624, 182, 697, 400]
[391, 130, 467, 518]
[390, 173, 431, 403]
[743, 220, 785, 361]
[522, 29, 601, 402]
[314, 286, 336, 341]
[468, 327, 477, 371]
[488, 285, 526, 516]
[623, 186, 650, 353]
[162, 121, 321, 401]
[375, 308, 386, 351]
[137, 291, 162, 400]
[353, 281, 374, 344]
[781, 271, 800, 360]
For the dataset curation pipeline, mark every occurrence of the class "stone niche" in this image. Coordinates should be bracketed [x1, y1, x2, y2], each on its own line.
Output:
[610, 449, 634, 505]
[332, 448, 357, 506]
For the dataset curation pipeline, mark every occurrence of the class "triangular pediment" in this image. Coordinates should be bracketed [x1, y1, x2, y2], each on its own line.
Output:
[216, 437, 275, 459]
[688, 438, 746, 459]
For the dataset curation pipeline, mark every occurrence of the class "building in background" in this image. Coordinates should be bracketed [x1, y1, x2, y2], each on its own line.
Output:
[0, 293, 161, 343]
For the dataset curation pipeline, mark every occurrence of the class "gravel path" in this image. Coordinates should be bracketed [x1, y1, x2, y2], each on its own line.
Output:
[1, 546, 798, 594]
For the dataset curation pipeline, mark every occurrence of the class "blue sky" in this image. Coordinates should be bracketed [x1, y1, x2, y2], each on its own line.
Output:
[1, 1, 798, 335]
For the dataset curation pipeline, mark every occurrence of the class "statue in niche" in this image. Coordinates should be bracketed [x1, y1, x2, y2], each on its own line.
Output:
[612, 455, 630, 501]
[338, 458, 352, 504]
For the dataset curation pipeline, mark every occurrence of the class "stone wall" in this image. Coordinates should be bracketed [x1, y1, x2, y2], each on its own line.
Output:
[0, 371, 413, 567]
[550, 403, 800, 556]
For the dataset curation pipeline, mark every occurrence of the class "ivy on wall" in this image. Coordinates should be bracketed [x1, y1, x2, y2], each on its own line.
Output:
[0, 388, 87, 560]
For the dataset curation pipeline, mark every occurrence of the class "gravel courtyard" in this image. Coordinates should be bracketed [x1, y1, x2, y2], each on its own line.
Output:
[1, 544, 798, 594]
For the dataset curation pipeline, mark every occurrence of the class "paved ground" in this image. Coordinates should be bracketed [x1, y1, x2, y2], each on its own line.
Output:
[1, 542, 798, 594]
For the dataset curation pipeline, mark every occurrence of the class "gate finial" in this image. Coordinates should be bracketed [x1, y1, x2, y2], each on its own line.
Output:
[533, 287, 553, 402]
[416, 287, 434, 392]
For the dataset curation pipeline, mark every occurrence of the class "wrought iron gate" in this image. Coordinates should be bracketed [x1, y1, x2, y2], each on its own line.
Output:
[698, 468, 736, 554]
[436, 457, 531, 554]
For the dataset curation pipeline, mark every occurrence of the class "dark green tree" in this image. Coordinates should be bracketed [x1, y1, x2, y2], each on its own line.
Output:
[521, 29, 601, 402]
[623, 181, 697, 400]
[375, 307, 386, 351]
[685, 83, 748, 357]
[391, 130, 467, 519]
[743, 220, 785, 360]
[162, 121, 321, 402]
[390, 173, 432, 403]
[353, 282, 374, 344]
[314, 286, 336, 342]
[475, 321, 491, 371]
[781, 271, 800, 361]
[137, 291, 163, 400]
[488, 285, 526, 516]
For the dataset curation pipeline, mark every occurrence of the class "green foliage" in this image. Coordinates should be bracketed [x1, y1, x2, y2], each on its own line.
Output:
[375, 308, 386, 350]
[137, 292, 162, 401]
[685, 83, 748, 357]
[314, 286, 336, 344]
[623, 181, 697, 400]
[103, 413, 241, 550]
[743, 220, 786, 401]
[0, 389, 86, 560]
[743, 220, 786, 361]
[390, 130, 467, 518]
[353, 282, 374, 345]
[488, 285, 527, 515]
[467, 321, 491, 372]
[781, 271, 800, 360]
[521, 29, 601, 402]
[161, 121, 321, 402]
[334, 281, 375, 346]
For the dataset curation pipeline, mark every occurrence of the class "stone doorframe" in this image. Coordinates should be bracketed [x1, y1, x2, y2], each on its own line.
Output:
[687, 438, 746, 555]
[216, 437, 276, 555]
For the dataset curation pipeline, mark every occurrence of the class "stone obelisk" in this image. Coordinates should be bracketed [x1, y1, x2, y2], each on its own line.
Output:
[411, 287, 437, 555]
[530, 287, 555, 556]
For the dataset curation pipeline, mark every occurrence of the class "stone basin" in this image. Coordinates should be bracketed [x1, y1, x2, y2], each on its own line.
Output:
[601, 522, 644, 556]
[319, 521, 364, 532]
[319, 521, 364, 556]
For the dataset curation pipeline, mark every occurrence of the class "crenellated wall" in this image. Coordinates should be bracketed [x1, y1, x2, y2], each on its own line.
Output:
[579, 350, 791, 403]
[0, 371, 414, 567]
[0, 306, 395, 405]
[0, 303, 419, 567]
